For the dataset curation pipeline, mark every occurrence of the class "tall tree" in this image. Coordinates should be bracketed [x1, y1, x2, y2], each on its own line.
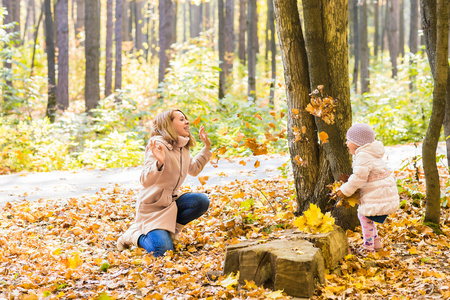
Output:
[218, 0, 225, 99]
[123, 0, 131, 41]
[56, 0, 69, 110]
[3, 0, 14, 102]
[274, 0, 357, 229]
[190, 2, 202, 38]
[421, 0, 449, 228]
[399, 0, 405, 59]
[352, 0, 359, 92]
[135, 0, 143, 57]
[409, 0, 419, 90]
[268, 0, 276, 106]
[75, 0, 84, 39]
[158, 0, 174, 84]
[238, 0, 246, 64]
[204, 1, 211, 32]
[360, 0, 369, 94]
[11, 0, 20, 36]
[115, 0, 123, 93]
[224, 0, 235, 79]
[85, 0, 100, 110]
[44, 0, 56, 121]
[105, 0, 114, 97]
[388, 0, 399, 77]
[247, 0, 257, 102]
[374, 0, 380, 58]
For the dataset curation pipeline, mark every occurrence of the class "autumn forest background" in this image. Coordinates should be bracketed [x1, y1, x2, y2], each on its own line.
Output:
[1, 0, 450, 299]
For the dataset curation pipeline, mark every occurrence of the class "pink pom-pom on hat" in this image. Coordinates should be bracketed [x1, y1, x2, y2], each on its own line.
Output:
[346, 123, 375, 147]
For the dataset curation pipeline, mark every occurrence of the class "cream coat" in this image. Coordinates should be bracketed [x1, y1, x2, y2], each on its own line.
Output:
[340, 141, 399, 217]
[120, 135, 211, 246]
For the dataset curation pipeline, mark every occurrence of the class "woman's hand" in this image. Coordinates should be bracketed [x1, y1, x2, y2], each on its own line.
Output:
[199, 126, 211, 150]
[149, 140, 165, 168]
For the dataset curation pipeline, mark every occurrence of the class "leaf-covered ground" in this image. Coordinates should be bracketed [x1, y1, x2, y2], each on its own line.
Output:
[1, 164, 450, 299]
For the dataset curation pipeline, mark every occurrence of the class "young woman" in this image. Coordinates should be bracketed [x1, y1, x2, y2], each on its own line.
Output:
[117, 109, 212, 257]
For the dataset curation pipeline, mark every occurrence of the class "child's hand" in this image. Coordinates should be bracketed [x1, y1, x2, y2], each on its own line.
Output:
[336, 190, 345, 199]
[199, 126, 211, 150]
[149, 140, 165, 168]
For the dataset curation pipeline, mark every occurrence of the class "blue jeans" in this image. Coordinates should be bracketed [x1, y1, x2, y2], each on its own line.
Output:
[138, 193, 209, 257]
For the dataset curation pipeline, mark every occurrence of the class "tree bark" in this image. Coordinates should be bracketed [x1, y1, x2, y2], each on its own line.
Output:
[85, 0, 100, 111]
[360, 0, 370, 94]
[374, 0, 379, 58]
[268, 0, 276, 106]
[158, 0, 174, 84]
[135, 0, 143, 57]
[399, 0, 404, 59]
[388, 0, 399, 78]
[190, 2, 201, 38]
[238, 0, 246, 64]
[105, 0, 114, 97]
[75, 0, 84, 39]
[421, 0, 448, 227]
[3, 0, 13, 98]
[274, 0, 356, 230]
[123, 0, 130, 41]
[218, 0, 225, 99]
[247, 0, 257, 102]
[352, 0, 359, 93]
[224, 0, 235, 78]
[44, 0, 56, 121]
[409, 0, 419, 90]
[56, 0, 69, 110]
[115, 0, 123, 93]
[204, 1, 211, 32]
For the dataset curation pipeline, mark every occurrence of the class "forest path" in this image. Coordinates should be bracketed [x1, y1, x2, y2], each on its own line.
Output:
[0, 143, 446, 206]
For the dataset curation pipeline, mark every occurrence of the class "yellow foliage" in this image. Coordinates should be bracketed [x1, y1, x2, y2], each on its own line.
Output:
[293, 204, 335, 234]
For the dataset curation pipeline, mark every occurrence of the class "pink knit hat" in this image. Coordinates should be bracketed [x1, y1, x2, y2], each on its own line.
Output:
[346, 123, 375, 147]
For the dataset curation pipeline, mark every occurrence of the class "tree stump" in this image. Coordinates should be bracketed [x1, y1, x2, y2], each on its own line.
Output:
[223, 226, 348, 298]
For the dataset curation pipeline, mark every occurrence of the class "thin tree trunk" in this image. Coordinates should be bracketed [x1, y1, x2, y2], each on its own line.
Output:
[123, 0, 130, 41]
[56, 0, 69, 110]
[268, 0, 275, 106]
[158, 0, 174, 84]
[190, 2, 201, 38]
[75, 0, 84, 39]
[409, 0, 419, 90]
[44, 0, 56, 121]
[150, 3, 157, 59]
[374, 0, 379, 58]
[399, 0, 404, 59]
[238, 0, 246, 64]
[422, 0, 448, 227]
[247, 0, 257, 102]
[204, 1, 210, 32]
[30, 3, 44, 76]
[360, 0, 370, 94]
[218, 0, 225, 99]
[115, 0, 123, 94]
[352, 0, 359, 93]
[135, 0, 143, 57]
[183, 1, 186, 41]
[224, 0, 235, 78]
[105, 0, 114, 97]
[85, 0, 100, 110]
[388, 0, 399, 78]
[381, 0, 387, 54]
[3, 0, 13, 99]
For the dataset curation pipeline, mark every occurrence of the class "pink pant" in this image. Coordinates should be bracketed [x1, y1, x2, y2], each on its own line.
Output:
[358, 213, 382, 250]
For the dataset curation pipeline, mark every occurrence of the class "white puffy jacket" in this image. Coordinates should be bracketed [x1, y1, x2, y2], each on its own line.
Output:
[340, 140, 399, 217]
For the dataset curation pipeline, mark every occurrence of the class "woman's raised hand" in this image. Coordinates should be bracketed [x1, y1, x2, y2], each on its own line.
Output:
[149, 140, 165, 168]
[199, 126, 211, 150]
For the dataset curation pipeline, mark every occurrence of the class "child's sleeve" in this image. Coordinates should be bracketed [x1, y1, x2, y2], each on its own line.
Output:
[340, 153, 372, 197]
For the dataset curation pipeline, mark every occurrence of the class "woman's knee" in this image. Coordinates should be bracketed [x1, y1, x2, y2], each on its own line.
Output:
[196, 193, 210, 213]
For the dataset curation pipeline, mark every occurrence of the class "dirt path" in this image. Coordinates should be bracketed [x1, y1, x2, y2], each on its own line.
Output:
[0, 143, 446, 206]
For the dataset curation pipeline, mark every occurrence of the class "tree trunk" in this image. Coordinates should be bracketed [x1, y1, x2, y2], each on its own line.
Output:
[224, 0, 235, 78]
[3, 0, 13, 98]
[274, 0, 356, 230]
[123, 0, 130, 41]
[399, 0, 404, 59]
[85, 0, 100, 111]
[247, 0, 257, 102]
[158, 0, 174, 84]
[352, 0, 359, 93]
[75, 0, 84, 39]
[150, 3, 157, 59]
[30, 3, 44, 76]
[268, 0, 276, 106]
[360, 0, 369, 94]
[374, 0, 379, 58]
[135, 0, 143, 57]
[190, 2, 201, 38]
[183, 1, 187, 41]
[44, 0, 56, 122]
[409, 0, 419, 90]
[421, 0, 448, 228]
[204, 1, 211, 32]
[238, 0, 246, 64]
[388, 0, 399, 78]
[381, 0, 387, 54]
[218, 0, 225, 99]
[115, 0, 123, 93]
[12, 0, 20, 37]
[56, 0, 69, 110]
[105, 0, 114, 97]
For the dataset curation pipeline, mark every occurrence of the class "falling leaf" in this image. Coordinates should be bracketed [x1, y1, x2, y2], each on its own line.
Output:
[239, 160, 247, 166]
[269, 122, 276, 128]
[198, 176, 209, 185]
[270, 111, 276, 118]
[235, 132, 245, 143]
[218, 127, 228, 135]
[254, 113, 263, 120]
[319, 131, 329, 143]
[254, 160, 260, 168]
[193, 116, 201, 126]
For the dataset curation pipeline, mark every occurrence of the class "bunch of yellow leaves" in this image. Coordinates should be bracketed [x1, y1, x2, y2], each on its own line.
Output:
[293, 204, 335, 234]
[327, 180, 360, 209]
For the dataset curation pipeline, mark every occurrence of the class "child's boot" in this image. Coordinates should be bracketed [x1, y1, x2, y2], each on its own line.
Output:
[374, 237, 383, 251]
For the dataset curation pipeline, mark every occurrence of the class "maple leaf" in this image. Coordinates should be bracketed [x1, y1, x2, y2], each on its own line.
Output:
[294, 204, 335, 234]
[235, 132, 245, 142]
[218, 272, 239, 289]
[319, 131, 329, 143]
[198, 176, 209, 185]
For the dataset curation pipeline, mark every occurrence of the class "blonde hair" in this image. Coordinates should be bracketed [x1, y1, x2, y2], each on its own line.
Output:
[150, 109, 196, 148]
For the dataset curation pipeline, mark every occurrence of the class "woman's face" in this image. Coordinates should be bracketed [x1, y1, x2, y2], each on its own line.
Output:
[346, 140, 359, 155]
[172, 111, 190, 137]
